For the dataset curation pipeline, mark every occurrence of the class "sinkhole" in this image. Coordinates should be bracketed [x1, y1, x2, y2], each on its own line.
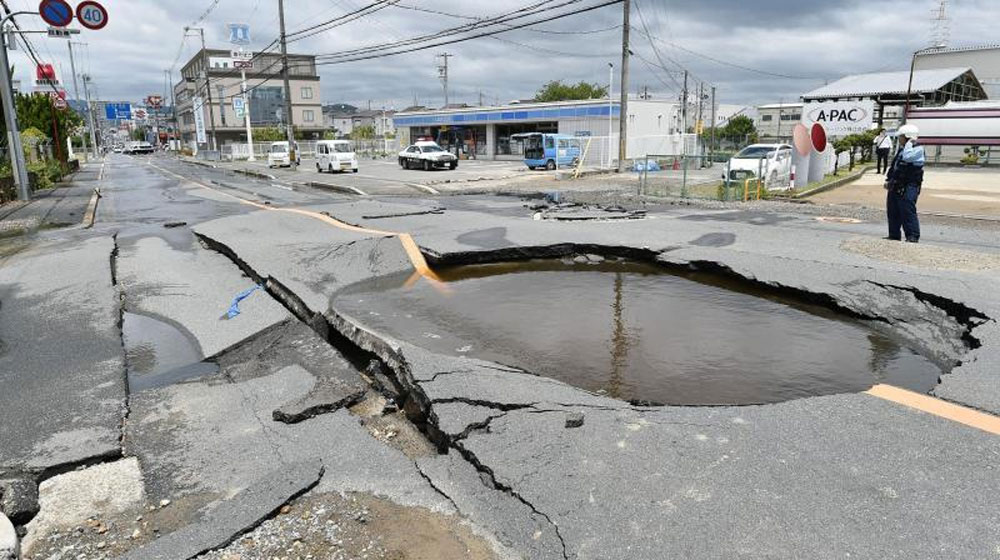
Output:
[122, 311, 218, 392]
[335, 258, 945, 406]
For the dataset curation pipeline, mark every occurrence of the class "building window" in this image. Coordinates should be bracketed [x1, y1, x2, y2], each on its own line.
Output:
[301, 86, 313, 99]
[303, 109, 315, 123]
[761, 114, 773, 121]
[217, 86, 227, 126]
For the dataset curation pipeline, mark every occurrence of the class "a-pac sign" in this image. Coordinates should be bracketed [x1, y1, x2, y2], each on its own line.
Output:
[801, 101, 874, 135]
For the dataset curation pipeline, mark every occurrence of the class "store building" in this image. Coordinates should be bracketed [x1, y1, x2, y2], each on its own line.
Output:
[174, 49, 324, 150]
[394, 99, 687, 164]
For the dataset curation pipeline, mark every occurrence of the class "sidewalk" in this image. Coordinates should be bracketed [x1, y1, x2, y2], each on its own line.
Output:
[0, 162, 102, 236]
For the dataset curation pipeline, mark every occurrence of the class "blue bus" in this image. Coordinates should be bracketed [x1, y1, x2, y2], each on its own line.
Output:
[512, 133, 582, 170]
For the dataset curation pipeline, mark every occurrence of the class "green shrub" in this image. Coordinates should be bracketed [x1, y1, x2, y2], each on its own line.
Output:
[27, 161, 53, 189]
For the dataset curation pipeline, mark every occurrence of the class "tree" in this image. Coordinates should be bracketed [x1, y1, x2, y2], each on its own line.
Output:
[131, 127, 148, 141]
[533, 80, 608, 102]
[721, 115, 758, 145]
[252, 127, 285, 141]
[350, 124, 375, 140]
[0, 93, 83, 163]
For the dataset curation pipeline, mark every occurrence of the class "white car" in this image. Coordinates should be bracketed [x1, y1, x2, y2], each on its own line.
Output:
[315, 140, 358, 173]
[267, 141, 301, 168]
[722, 143, 793, 190]
[398, 141, 458, 171]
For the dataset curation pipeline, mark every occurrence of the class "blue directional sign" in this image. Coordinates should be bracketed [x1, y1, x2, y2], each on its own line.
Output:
[228, 23, 250, 45]
[39, 0, 73, 28]
[104, 102, 132, 120]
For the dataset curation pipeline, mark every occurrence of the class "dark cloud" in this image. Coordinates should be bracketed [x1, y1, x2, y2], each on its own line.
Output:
[10, 0, 997, 109]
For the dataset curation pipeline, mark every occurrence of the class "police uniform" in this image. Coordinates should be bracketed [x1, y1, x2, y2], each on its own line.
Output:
[885, 139, 925, 243]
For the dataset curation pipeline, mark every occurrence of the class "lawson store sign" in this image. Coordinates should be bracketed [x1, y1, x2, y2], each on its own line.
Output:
[395, 103, 620, 127]
[802, 100, 874, 135]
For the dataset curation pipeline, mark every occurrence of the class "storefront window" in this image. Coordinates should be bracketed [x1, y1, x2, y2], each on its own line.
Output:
[496, 122, 557, 155]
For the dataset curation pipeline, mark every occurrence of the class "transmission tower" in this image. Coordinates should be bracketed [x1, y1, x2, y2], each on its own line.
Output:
[930, 0, 950, 48]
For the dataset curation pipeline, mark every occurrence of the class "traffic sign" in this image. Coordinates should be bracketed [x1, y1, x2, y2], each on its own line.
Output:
[233, 60, 253, 69]
[39, 0, 73, 28]
[76, 0, 108, 31]
[233, 97, 245, 118]
[105, 102, 131, 120]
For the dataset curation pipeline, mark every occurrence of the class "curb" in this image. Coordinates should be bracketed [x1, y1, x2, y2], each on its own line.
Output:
[180, 159, 218, 170]
[0, 512, 19, 560]
[791, 164, 874, 199]
[82, 187, 101, 228]
[305, 181, 367, 196]
[233, 168, 276, 181]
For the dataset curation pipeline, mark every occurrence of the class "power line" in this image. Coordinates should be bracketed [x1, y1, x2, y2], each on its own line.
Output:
[393, 3, 620, 35]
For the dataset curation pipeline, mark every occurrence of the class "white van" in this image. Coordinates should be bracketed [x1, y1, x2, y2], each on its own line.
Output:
[316, 140, 358, 173]
[267, 141, 300, 168]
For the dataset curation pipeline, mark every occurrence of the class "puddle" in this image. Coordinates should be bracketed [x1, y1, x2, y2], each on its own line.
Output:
[122, 312, 218, 391]
[335, 259, 944, 406]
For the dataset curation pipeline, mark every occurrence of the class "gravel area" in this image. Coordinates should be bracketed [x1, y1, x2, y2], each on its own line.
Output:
[197, 492, 498, 560]
[840, 236, 1000, 271]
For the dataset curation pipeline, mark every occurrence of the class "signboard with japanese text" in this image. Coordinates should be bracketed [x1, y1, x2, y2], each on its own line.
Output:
[193, 96, 207, 144]
[801, 101, 875, 136]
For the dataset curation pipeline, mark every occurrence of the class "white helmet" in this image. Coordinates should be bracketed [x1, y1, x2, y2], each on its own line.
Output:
[897, 124, 919, 140]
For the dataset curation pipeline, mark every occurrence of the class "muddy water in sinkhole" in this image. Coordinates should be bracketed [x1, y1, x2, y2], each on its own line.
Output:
[336, 259, 944, 406]
[122, 312, 218, 392]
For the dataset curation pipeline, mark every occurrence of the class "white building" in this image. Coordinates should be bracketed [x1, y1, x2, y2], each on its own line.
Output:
[755, 103, 803, 141]
[914, 44, 1000, 99]
[395, 98, 689, 163]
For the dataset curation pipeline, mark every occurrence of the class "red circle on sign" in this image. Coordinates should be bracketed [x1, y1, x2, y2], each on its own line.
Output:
[811, 123, 827, 152]
[39, 0, 74, 27]
[76, 0, 108, 30]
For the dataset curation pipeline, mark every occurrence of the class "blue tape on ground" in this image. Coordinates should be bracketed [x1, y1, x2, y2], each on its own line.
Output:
[226, 284, 263, 319]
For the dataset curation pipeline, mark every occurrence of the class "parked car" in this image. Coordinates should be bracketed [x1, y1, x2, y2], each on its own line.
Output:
[398, 141, 458, 170]
[722, 143, 793, 190]
[316, 140, 358, 173]
[267, 141, 300, 168]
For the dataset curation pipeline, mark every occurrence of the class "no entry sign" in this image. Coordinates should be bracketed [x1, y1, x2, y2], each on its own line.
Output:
[76, 0, 109, 31]
[38, 0, 73, 27]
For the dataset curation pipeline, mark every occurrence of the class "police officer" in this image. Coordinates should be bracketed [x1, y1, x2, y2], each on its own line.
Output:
[884, 124, 925, 243]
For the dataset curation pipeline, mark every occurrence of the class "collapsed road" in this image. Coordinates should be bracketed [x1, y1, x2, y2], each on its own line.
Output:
[2, 154, 999, 559]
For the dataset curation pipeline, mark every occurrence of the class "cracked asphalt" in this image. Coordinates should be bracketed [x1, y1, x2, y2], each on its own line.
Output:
[2, 153, 1000, 559]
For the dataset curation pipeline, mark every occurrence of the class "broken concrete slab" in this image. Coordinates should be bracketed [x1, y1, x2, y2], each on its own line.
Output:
[192, 209, 414, 316]
[121, 460, 323, 560]
[0, 512, 17, 560]
[115, 235, 290, 359]
[0, 479, 38, 527]
[21, 457, 144, 555]
[0, 235, 125, 474]
[126, 363, 452, 515]
[210, 320, 368, 423]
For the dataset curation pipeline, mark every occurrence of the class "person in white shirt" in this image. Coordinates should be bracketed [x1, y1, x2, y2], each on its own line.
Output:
[873, 129, 893, 174]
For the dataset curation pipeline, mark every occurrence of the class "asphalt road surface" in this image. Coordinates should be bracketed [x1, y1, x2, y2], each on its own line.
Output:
[2, 153, 1000, 560]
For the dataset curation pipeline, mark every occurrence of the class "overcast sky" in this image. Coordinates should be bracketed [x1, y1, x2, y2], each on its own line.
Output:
[11, 0, 999, 109]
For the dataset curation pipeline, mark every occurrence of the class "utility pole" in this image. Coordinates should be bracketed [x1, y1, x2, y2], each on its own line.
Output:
[167, 69, 178, 152]
[608, 62, 613, 169]
[616, 0, 630, 173]
[0, 27, 28, 200]
[681, 70, 688, 135]
[189, 27, 218, 151]
[696, 82, 704, 135]
[437, 52, 452, 107]
[68, 41, 88, 159]
[709, 85, 716, 162]
[81, 74, 98, 159]
[277, 0, 296, 164]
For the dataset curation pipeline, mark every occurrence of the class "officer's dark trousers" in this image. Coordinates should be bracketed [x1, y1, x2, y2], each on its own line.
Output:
[886, 185, 920, 242]
[876, 148, 890, 174]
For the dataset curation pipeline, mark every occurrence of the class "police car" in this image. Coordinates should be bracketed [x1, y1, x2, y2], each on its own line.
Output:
[398, 141, 458, 171]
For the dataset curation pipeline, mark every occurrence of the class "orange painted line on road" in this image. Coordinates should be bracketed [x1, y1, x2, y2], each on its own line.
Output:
[866, 384, 1000, 436]
[148, 161, 443, 284]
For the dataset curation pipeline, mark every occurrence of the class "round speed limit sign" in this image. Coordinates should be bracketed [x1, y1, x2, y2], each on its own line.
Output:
[75, 0, 108, 30]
